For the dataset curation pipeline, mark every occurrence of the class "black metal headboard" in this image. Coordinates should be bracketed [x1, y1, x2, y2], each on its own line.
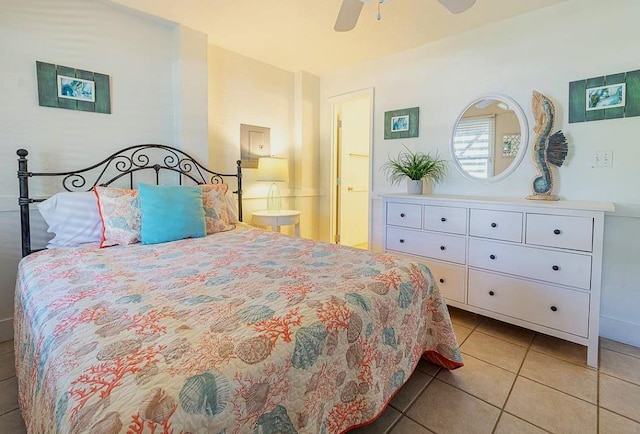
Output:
[17, 144, 243, 257]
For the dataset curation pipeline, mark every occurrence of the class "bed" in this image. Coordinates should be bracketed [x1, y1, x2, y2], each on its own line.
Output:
[15, 145, 463, 434]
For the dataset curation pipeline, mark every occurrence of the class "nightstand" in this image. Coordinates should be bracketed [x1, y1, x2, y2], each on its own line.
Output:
[252, 210, 301, 236]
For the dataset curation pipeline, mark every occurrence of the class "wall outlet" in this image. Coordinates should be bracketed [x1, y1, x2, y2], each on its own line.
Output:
[593, 150, 613, 168]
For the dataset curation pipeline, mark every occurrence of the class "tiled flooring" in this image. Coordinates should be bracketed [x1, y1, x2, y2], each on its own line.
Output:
[351, 307, 640, 434]
[0, 339, 24, 434]
[1, 308, 639, 433]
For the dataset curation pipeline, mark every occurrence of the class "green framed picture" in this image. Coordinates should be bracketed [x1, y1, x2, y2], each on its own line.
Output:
[36, 61, 111, 114]
[569, 69, 640, 123]
[384, 107, 419, 139]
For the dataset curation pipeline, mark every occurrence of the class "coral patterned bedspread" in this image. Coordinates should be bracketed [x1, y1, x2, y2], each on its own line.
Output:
[15, 225, 462, 434]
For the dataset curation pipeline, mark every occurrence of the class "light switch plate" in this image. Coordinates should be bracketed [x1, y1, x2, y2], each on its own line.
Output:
[593, 150, 613, 167]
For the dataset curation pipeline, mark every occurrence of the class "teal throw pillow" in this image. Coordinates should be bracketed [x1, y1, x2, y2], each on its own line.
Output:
[138, 184, 206, 245]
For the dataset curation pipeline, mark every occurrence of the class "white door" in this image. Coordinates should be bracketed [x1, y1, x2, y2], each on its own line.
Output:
[336, 95, 371, 247]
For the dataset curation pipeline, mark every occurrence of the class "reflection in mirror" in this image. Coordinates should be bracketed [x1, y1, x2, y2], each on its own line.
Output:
[451, 95, 528, 183]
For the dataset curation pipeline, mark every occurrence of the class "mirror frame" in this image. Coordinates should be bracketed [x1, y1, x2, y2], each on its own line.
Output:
[450, 94, 529, 184]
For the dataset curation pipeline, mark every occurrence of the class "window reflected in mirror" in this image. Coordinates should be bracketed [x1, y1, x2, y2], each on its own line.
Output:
[451, 95, 528, 183]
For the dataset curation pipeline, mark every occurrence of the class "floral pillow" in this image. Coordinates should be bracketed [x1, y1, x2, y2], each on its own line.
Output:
[94, 186, 141, 247]
[201, 184, 235, 234]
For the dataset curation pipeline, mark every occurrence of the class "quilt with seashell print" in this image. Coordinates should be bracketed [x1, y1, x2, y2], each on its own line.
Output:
[14, 224, 462, 434]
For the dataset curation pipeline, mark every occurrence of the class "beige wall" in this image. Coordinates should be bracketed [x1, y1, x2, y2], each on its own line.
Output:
[320, 0, 640, 346]
[294, 72, 321, 240]
[207, 46, 320, 238]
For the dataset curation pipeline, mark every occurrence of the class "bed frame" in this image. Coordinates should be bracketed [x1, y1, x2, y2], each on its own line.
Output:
[17, 144, 242, 257]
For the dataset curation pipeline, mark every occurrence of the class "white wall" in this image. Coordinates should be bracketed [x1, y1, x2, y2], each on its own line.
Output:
[208, 45, 321, 238]
[0, 0, 209, 340]
[172, 25, 210, 163]
[320, 0, 640, 346]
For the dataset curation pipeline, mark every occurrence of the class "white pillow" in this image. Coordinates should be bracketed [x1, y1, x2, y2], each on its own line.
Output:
[226, 191, 240, 224]
[37, 192, 102, 248]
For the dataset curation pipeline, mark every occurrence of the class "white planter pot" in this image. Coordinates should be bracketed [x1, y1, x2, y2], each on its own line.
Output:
[407, 179, 423, 194]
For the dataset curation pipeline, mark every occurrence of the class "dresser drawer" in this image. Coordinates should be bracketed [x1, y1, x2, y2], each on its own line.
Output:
[427, 260, 466, 303]
[386, 227, 466, 264]
[423, 205, 467, 235]
[526, 214, 594, 252]
[468, 238, 592, 289]
[387, 202, 422, 228]
[468, 269, 589, 337]
[470, 209, 523, 242]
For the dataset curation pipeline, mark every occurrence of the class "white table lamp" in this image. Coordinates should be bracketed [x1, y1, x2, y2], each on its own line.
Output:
[257, 157, 289, 212]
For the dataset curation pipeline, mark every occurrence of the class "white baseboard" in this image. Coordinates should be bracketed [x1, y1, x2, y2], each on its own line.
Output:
[0, 318, 13, 343]
[600, 315, 640, 348]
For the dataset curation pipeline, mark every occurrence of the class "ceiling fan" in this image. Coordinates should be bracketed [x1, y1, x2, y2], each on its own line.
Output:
[334, 0, 477, 32]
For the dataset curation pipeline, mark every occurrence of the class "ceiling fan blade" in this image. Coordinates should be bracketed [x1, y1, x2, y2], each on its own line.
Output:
[436, 0, 476, 14]
[334, 0, 365, 32]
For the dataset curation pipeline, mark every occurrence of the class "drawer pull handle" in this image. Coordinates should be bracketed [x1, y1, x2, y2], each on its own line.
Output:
[490, 254, 496, 260]
[441, 217, 447, 222]
[491, 222, 497, 228]
[554, 229, 561, 235]
[489, 290, 495, 296]
[440, 245, 446, 251]
[552, 265, 560, 271]
[400, 213, 405, 218]
[550, 306, 558, 312]
[400, 239, 405, 243]
[439, 278, 445, 284]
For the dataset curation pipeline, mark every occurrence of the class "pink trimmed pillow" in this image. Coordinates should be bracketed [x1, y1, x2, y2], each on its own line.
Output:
[201, 184, 235, 234]
[94, 186, 141, 247]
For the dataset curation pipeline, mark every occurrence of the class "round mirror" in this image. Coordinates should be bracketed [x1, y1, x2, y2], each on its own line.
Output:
[450, 94, 529, 183]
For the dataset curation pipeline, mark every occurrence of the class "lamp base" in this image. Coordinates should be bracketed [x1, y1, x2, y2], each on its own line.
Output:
[267, 183, 282, 212]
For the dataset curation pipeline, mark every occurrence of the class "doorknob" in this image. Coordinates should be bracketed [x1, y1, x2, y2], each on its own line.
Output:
[347, 186, 353, 191]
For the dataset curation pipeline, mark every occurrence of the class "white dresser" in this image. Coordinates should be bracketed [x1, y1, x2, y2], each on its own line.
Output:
[382, 194, 614, 367]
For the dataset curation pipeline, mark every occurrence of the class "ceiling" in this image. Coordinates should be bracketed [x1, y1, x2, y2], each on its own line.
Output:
[109, 0, 567, 76]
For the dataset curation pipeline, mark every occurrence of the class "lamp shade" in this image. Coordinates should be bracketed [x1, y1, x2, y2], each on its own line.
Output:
[257, 157, 289, 182]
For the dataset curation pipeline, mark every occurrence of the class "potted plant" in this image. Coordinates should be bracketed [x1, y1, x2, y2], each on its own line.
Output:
[382, 146, 447, 194]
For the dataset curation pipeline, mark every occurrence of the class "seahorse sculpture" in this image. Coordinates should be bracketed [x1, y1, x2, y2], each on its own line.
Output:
[526, 91, 568, 201]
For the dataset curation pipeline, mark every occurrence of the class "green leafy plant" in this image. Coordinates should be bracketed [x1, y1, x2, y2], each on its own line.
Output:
[382, 146, 447, 185]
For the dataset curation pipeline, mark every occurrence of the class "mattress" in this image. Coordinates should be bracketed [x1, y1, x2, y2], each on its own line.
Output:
[15, 225, 462, 433]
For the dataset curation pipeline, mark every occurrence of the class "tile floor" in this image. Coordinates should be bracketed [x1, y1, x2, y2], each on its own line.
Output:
[351, 307, 640, 434]
[1, 307, 639, 434]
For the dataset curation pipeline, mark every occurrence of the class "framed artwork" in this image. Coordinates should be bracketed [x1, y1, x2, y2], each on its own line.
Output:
[569, 69, 640, 123]
[586, 83, 625, 111]
[391, 115, 409, 132]
[384, 107, 419, 139]
[57, 75, 96, 102]
[36, 61, 110, 114]
[502, 134, 521, 157]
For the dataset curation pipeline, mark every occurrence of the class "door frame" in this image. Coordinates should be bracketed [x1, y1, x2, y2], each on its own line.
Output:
[328, 87, 374, 247]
